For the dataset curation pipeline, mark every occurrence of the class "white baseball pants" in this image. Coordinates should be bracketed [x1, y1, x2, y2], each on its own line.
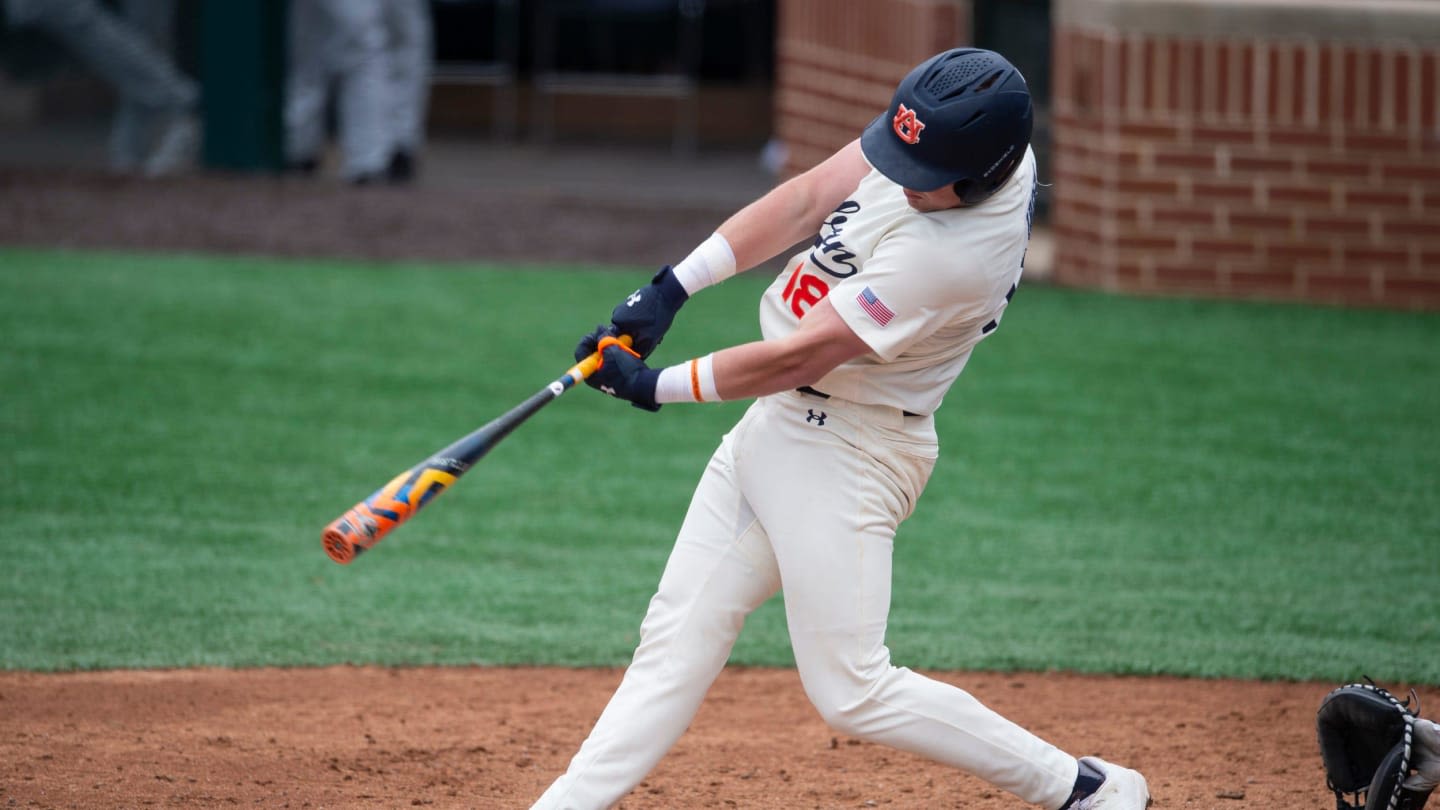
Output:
[532, 391, 1079, 810]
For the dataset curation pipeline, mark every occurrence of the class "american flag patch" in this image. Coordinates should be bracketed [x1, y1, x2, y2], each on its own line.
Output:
[856, 286, 895, 326]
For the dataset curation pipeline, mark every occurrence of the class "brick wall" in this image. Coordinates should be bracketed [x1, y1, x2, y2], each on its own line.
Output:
[774, 0, 972, 174]
[1052, 0, 1440, 309]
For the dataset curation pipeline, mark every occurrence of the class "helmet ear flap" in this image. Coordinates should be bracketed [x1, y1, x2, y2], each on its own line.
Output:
[953, 147, 1025, 206]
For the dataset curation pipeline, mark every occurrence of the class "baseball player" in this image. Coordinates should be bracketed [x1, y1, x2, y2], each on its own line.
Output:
[380, 0, 432, 182]
[542, 49, 1151, 810]
[106, 0, 182, 174]
[285, 0, 431, 184]
[3, 0, 198, 176]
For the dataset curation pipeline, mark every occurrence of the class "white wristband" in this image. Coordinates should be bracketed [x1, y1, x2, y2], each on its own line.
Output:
[654, 354, 721, 403]
[670, 233, 737, 295]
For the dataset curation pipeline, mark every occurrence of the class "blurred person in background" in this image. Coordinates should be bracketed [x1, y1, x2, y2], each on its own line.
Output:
[108, 0, 184, 174]
[383, 0, 431, 182]
[285, 0, 431, 185]
[2, 0, 198, 176]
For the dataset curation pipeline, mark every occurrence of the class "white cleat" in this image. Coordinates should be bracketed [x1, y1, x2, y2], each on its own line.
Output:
[1074, 756, 1152, 809]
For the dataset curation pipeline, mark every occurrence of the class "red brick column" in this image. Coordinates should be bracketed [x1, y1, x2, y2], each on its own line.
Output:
[1052, 0, 1440, 309]
[774, 0, 972, 174]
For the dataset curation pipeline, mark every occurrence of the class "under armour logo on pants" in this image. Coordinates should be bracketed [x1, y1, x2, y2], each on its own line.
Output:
[806, 409, 827, 426]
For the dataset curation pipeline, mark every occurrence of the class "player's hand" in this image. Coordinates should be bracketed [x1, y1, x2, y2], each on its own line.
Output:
[575, 326, 661, 412]
[609, 266, 688, 359]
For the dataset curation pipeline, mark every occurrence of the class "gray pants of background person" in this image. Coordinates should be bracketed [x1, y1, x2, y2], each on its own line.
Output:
[3, 0, 198, 175]
[286, 0, 389, 181]
[285, 0, 432, 182]
[108, 0, 179, 172]
[385, 0, 431, 163]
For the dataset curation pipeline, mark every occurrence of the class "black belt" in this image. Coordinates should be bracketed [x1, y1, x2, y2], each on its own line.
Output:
[796, 386, 921, 418]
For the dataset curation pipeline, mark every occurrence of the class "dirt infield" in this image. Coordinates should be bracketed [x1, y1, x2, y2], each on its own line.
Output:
[0, 167, 729, 266]
[5, 666, 1436, 809]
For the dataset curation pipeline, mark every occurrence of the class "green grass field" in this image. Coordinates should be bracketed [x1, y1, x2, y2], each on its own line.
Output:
[2, 247, 1437, 681]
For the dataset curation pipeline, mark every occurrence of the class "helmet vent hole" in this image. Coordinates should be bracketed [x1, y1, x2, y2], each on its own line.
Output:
[974, 69, 1005, 92]
[960, 111, 987, 128]
[926, 56, 998, 99]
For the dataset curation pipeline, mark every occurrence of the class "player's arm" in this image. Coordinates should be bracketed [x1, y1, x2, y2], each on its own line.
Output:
[606, 140, 871, 358]
[710, 139, 870, 277]
[707, 298, 867, 400]
[580, 297, 871, 408]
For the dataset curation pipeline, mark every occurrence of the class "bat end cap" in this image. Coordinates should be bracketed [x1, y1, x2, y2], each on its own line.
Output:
[322, 528, 358, 565]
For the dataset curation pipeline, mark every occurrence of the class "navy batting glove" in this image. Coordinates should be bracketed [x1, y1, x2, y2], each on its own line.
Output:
[574, 326, 661, 412]
[610, 266, 688, 359]
[573, 324, 611, 364]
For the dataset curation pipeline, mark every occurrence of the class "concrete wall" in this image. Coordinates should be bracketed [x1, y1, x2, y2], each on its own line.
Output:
[1051, 0, 1440, 309]
[774, 0, 972, 173]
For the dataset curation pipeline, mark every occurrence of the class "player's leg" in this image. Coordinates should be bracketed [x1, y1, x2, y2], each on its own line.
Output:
[313, 0, 389, 181]
[532, 410, 783, 809]
[739, 393, 1079, 809]
[116, 0, 193, 176]
[108, 0, 177, 171]
[16, 0, 196, 114]
[284, 0, 329, 169]
[381, 0, 431, 180]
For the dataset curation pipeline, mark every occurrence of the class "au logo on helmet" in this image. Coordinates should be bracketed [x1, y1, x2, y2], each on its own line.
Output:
[892, 103, 925, 145]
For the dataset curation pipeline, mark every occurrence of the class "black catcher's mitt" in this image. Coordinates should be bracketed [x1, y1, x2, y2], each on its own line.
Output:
[1317, 681, 1433, 810]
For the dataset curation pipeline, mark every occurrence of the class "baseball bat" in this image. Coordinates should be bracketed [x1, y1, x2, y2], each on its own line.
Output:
[321, 336, 630, 564]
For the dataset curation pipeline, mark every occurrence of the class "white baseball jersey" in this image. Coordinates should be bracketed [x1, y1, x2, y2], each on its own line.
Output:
[759, 147, 1038, 416]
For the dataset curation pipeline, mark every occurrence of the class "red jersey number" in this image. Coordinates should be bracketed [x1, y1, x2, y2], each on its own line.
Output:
[780, 262, 831, 319]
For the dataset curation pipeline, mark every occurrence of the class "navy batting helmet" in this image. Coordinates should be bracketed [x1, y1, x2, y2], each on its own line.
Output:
[860, 48, 1033, 204]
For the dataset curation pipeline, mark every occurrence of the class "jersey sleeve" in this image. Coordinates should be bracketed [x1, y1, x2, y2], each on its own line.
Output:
[830, 226, 995, 362]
